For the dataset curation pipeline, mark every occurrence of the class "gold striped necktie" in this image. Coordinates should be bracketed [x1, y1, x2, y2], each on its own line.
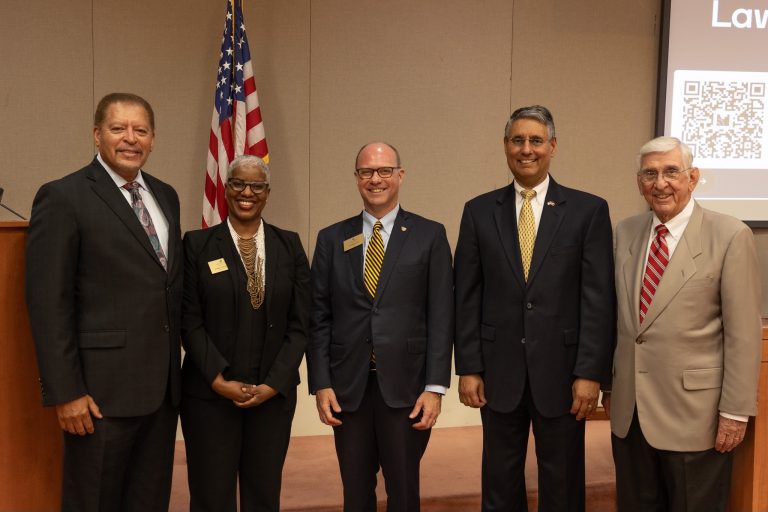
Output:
[364, 221, 385, 298]
[518, 189, 537, 281]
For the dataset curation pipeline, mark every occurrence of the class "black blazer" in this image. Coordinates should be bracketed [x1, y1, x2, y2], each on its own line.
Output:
[26, 158, 183, 417]
[454, 177, 616, 417]
[181, 221, 310, 399]
[307, 208, 454, 411]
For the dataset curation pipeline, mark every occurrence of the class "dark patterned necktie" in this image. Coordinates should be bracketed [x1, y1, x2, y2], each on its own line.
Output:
[639, 224, 669, 323]
[364, 221, 384, 298]
[123, 182, 167, 270]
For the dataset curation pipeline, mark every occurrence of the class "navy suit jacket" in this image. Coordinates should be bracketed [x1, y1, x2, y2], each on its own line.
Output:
[454, 176, 616, 417]
[26, 158, 183, 417]
[180, 221, 309, 399]
[307, 208, 454, 411]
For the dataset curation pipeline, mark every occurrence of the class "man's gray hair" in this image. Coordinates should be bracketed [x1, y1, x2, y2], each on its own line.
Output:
[637, 136, 693, 170]
[504, 105, 556, 139]
[227, 155, 271, 183]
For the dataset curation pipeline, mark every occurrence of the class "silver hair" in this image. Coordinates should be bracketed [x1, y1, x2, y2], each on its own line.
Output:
[227, 155, 271, 183]
[637, 136, 693, 170]
[504, 105, 556, 139]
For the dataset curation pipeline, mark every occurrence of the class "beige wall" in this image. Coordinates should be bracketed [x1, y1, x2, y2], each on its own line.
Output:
[2, 1, 765, 436]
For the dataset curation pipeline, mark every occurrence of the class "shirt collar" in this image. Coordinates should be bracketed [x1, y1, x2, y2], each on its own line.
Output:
[97, 153, 148, 190]
[513, 174, 550, 205]
[652, 198, 695, 242]
[362, 204, 400, 236]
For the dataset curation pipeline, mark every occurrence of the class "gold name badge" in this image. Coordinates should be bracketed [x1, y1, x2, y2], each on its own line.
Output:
[208, 258, 229, 274]
[343, 233, 364, 252]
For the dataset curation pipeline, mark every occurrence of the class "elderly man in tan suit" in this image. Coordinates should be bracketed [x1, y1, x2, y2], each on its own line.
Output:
[603, 136, 762, 511]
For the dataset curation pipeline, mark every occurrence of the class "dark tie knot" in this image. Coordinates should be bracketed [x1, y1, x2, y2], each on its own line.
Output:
[122, 182, 141, 192]
[373, 220, 383, 233]
[520, 189, 536, 201]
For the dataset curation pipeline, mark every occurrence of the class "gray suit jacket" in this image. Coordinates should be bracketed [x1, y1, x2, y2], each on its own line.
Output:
[26, 158, 183, 417]
[610, 202, 762, 451]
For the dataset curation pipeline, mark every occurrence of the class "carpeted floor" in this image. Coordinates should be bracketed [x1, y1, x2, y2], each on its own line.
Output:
[170, 421, 616, 511]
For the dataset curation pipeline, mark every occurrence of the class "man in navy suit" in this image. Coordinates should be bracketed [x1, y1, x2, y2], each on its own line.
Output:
[26, 93, 182, 512]
[454, 106, 615, 511]
[307, 142, 453, 511]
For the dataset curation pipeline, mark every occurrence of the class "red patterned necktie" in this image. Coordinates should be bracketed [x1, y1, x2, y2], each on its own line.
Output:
[123, 182, 168, 270]
[639, 224, 669, 323]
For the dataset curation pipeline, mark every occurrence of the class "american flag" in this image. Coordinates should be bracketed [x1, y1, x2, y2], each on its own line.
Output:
[202, 0, 269, 227]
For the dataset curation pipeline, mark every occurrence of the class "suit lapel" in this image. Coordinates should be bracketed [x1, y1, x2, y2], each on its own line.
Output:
[526, 178, 566, 287]
[493, 185, 526, 288]
[213, 223, 242, 312]
[144, 173, 177, 270]
[638, 204, 703, 333]
[86, 160, 164, 270]
[344, 216, 366, 297]
[623, 213, 653, 334]
[373, 208, 411, 305]
[264, 223, 278, 312]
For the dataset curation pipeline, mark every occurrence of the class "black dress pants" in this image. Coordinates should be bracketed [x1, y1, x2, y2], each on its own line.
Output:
[180, 390, 296, 512]
[333, 372, 431, 512]
[612, 411, 733, 512]
[480, 383, 586, 512]
[61, 396, 178, 512]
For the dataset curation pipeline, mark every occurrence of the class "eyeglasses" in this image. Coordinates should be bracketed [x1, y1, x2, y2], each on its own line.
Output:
[355, 167, 399, 179]
[507, 136, 550, 148]
[636, 168, 691, 183]
[227, 178, 269, 194]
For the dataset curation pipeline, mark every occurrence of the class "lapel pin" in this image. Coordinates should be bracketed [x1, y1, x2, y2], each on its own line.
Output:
[401, 226, 407, 232]
[547, 201, 556, 206]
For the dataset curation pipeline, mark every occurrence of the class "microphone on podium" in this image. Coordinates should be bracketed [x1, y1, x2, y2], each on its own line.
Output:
[0, 187, 28, 220]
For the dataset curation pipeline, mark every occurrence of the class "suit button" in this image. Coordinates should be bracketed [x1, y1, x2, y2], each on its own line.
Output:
[372, 307, 378, 313]
[269, 323, 274, 329]
[526, 302, 533, 310]
[365, 338, 371, 344]
[164, 325, 170, 332]
[521, 337, 526, 344]
[635, 338, 645, 344]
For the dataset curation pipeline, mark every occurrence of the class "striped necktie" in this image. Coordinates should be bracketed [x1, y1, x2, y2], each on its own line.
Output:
[639, 224, 669, 323]
[364, 221, 384, 298]
[518, 189, 537, 281]
[123, 182, 167, 270]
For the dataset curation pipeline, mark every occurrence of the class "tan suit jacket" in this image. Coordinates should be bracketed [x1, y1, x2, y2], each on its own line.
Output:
[610, 202, 762, 451]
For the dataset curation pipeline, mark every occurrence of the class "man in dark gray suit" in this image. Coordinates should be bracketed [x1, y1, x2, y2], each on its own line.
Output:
[454, 106, 615, 511]
[307, 142, 453, 511]
[26, 92, 183, 512]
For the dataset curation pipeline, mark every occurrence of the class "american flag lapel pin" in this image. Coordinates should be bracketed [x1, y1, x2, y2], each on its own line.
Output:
[547, 201, 556, 206]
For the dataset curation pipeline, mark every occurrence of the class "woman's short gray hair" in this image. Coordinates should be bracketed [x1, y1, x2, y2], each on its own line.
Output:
[227, 155, 271, 183]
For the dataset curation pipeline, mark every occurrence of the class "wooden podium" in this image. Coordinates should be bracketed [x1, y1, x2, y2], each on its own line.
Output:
[0, 222, 62, 511]
[730, 319, 768, 512]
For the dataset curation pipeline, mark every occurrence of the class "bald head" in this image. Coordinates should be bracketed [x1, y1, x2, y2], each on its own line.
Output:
[354, 141, 405, 218]
[355, 142, 401, 169]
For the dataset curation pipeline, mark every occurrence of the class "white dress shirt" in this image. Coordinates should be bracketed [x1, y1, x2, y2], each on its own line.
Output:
[98, 153, 169, 257]
[513, 174, 550, 235]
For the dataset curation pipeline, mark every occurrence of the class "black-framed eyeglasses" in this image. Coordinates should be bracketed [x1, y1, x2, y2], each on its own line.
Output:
[355, 167, 399, 179]
[507, 136, 550, 148]
[227, 178, 269, 194]
[636, 167, 691, 183]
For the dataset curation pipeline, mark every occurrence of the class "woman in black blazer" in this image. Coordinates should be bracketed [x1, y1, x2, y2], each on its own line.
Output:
[180, 155, 310, 512]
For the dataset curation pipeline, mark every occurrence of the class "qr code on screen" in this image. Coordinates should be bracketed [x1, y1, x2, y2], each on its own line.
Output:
[671, 70, 768, 169]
